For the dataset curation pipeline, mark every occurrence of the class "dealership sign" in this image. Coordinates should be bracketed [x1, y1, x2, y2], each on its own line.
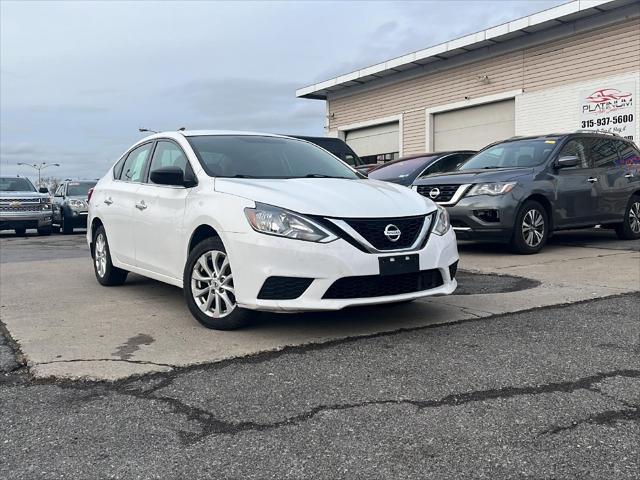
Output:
[580, 82, 636, 141]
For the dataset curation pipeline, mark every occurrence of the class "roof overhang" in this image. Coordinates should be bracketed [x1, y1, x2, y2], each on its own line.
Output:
[296, 0, 639, 100]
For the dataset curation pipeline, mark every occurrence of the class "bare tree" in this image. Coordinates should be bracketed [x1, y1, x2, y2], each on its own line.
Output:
[39, 176, 61, 193]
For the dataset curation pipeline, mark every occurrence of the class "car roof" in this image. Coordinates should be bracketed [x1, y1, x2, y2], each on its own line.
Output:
[498, 131, 631, 143]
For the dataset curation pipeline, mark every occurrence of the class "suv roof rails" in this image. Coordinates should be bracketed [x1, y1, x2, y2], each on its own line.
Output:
[574, 129, 620, 137]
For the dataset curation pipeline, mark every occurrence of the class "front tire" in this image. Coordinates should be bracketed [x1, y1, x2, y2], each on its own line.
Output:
[61, 211, 73, 234]
[37, 227, 52, 236]
[614, 195, 640, 240]
[14, 227, 26, 236]
[183, 237, 255, 330]
[510, 200, 548, 254]
[92, 226, 128, 286]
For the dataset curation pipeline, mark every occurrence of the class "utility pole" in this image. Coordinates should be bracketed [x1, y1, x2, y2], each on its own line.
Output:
[17, 162, 60, 188]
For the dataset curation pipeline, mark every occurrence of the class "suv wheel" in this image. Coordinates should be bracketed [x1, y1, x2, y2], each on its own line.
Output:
[510, 200, 548, 254]
[183, 237, 256, 330]
[37, 226, 52, 236]
[92, 226, 128, 286]
[14, 227, 26, 236]
[615, 195, 640, 240]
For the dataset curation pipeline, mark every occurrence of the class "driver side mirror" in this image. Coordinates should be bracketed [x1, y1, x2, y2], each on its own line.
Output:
[556, 155, 579, 169]
[150, 167, 188, 187]
[38, 187, 49, 194]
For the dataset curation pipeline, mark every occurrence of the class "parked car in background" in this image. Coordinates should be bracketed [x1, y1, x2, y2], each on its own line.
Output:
[413, 132, 640, 254]
[88, 131, 458, 330]
[289, 136, 365, 170]
[0, 176, 53, 236]
[368, 151, 475, 186]
[53, 180, 97, 234]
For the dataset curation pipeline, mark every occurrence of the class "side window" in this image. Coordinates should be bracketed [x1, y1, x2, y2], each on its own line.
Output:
[120, 143, 152, 182]
[557, 139, 590, 168]
[589, 138, 619, 168]
[615, 141, 640, 167]
[148, 141, 194, 184]
[344, 153, 357, 167]
[113, 155, 127, 179]
[439, 154, 469, 172]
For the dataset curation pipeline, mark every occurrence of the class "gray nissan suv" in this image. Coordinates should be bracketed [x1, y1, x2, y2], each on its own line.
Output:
[412, 132, 640, 254]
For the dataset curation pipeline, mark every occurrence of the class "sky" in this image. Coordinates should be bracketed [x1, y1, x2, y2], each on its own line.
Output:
[1, 0, 565, 181]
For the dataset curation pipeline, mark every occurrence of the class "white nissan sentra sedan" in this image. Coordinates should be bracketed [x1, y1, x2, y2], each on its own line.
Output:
[87, 131, 459, 329]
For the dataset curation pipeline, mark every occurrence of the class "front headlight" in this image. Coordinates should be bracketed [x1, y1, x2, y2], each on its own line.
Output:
[40, 197, 51, 204]
[432, 204, 450, 236]
[68, 199, 87, 209]
[244, 203, 336, 243]
[467, 182, 516, 197]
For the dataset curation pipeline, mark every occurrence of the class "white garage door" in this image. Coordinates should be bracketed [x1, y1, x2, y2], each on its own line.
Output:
[345, 122, 399, 160]
[433, 99, 515, 151]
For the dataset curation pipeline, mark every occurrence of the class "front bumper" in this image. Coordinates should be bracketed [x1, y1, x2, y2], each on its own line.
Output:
[446, 195, 517, 242]
[224, 227, 459, 312]
[0, 211, 53, 230]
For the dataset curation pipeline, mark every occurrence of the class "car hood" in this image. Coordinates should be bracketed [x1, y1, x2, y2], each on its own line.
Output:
[214, 178, 433, 218]
[414, 167, 533, 185]
[0, 191, 47, 199]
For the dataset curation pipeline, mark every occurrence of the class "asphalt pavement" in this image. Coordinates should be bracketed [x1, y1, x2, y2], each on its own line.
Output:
[1, 295, 638, 479]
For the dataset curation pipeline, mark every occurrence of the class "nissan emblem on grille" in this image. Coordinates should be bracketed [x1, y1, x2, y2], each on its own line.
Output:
[429, 188, 440, 199]
[383, 224, 401, 242]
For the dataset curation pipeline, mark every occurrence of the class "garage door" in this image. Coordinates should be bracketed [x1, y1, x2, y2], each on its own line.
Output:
[345, 122, 399, 162]
[433, 99, 515, 151]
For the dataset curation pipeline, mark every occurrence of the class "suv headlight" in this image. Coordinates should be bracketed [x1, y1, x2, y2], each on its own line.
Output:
[244, 203, 336, 243]
[68, 199, 87, 209]
[467, 182, 516, 197]
[432, 204, 450, 236]
[39, 197, 51, 204]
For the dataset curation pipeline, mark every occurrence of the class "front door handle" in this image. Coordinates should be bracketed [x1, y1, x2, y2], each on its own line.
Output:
[587, 177, 598, 183]
[135, 200, 147, 211]
[104, 197, 113, 205]
[624, 173, 634, 179]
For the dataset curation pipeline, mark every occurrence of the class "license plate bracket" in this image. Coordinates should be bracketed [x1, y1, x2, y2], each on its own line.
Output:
[379, 254, 419, 276]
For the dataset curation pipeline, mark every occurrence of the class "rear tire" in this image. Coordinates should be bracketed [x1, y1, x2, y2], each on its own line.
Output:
[510, 200, 548, 254]
[183, 236, 256, 330]
[14, 227, 26, 236]
[614, 195, 640, 240]
[92, 226, 128, 286]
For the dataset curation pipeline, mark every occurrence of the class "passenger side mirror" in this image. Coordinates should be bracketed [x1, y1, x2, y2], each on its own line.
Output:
[556, 155, 579, 169]
[38, 187, 49, 194]
[150, 167, 185, 186]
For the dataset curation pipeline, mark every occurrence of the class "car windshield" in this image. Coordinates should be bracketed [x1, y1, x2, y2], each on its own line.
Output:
[66, 181, 96, 196]
[0, 177, 36, 192]
[368, 156, 437, 181]
[187, 135, 360, 179]
[460, 139, 557, 170]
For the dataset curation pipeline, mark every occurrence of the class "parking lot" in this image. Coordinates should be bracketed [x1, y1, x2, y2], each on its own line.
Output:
[1, 228, 639, 479]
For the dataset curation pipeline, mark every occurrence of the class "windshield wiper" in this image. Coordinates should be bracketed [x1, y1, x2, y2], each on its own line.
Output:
[228, 174, 257, 178]
[303, 174, 348, 178]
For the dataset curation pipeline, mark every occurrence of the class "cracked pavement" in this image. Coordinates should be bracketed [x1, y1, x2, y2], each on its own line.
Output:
[1, 294, 638, 479]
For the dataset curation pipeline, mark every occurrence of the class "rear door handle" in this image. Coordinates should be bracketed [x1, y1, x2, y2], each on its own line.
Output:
[587, 177, 598, 183]
[624, 173, 634, 179]
[103, 197, 113, 205]
[135, 200, 147, 211]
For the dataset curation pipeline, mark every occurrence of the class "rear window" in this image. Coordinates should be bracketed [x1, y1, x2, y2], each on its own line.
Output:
[369, 157, 436, 180]
[0, 177, 35, 192]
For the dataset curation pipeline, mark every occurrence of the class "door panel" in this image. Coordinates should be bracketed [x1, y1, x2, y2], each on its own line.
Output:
[552, 138, 597, 228]
[589, 138, 627, 223]
[103, 142, 153, 265]
[133, 184, 189, 278]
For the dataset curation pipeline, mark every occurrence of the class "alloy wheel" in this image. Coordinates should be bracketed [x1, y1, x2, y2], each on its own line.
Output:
[94, 233, 107, 278]
[191, 250, 236, 318]
[522, 209, 545, 247]
[630, 201, 640, 234]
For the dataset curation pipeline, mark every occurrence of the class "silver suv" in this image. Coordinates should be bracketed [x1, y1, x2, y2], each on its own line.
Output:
[0, 177, 53, 236]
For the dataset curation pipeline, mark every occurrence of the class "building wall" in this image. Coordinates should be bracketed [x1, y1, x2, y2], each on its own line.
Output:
[327, 16, 640, 154]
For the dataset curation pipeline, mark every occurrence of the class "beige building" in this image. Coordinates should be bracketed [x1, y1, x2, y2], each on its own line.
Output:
[297, 0, 640, 164]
